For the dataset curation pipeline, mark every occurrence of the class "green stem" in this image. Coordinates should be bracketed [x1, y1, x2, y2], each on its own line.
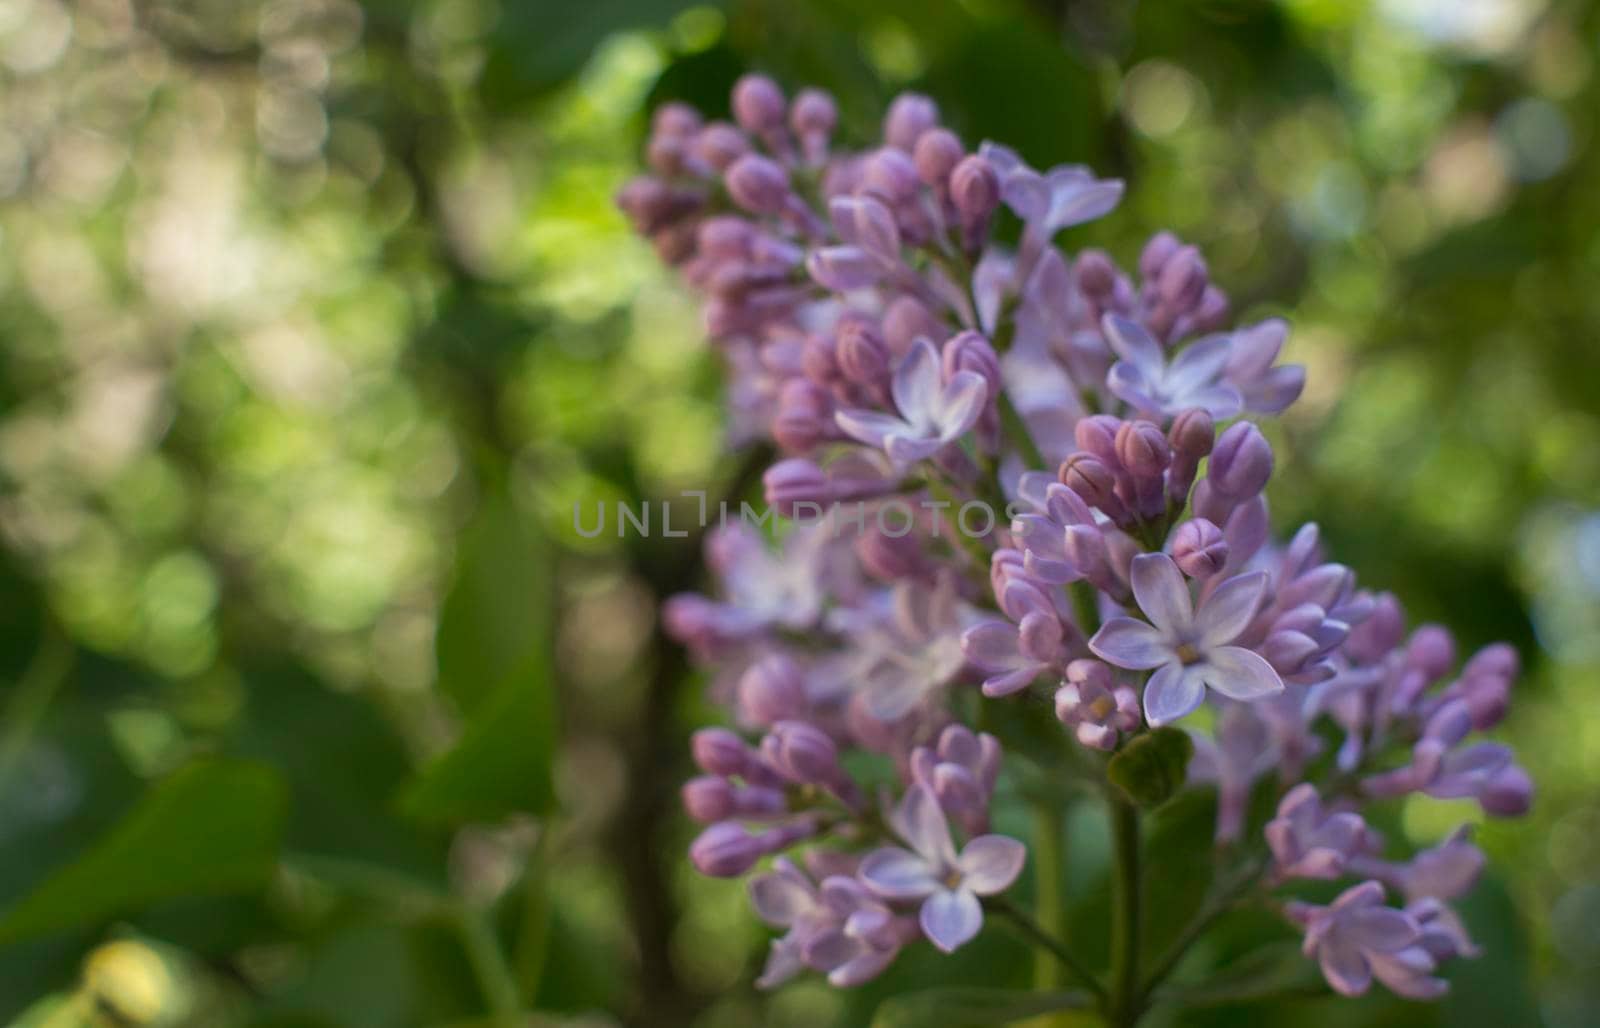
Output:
[989, 897, 1108, 1004]
[1108, 797, 1143, 1026]
[455, 905, 523, 1026]
[999, 391, 1048, 472]
[512, 830, 552, 1004]
[1141, 859, 1264, 996]
[1032, 802, 1069, 991]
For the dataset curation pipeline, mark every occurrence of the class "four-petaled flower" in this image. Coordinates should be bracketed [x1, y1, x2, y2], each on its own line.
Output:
[836, 338, 987, 462]
[1090, 552, 1284, 726]
[858, 785, 1025, 952]
[1288, 881, 1448, 1000]
[1103, 314, 1242, 420]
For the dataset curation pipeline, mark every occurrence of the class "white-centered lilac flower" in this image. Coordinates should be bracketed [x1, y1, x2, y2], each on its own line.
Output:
[859, 785, 1025, 953]
[835, 338, 987, 463]
[1089, 552, 1284, 726]
[1287, 881, 1449, 1000]
[1102, 314, 1242, 420]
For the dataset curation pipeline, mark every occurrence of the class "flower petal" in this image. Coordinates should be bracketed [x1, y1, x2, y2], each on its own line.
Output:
[1166, 335, 1232, 393]
[748, 861, 816, 926]
[1200, 645, 1284, 701]
[1195, 570, 1267, 647]
[937, 370, 988, 441]
[1318, 938, 1372, 997]
[1142, 662, 1206, 726]
[892, 338, 941, 430]
[959, 835, 1026, 894]
[1130, 552, 1193, 636]
[920, 888, 983, 953]
[1102, 314, 1164, 375]
[1347, 907, 1421, 953]
[755, 936, 806, 990]
[894, 783, 958, 866]
[858, 847, 938, 900]
[961, 622, 1024, 672]
[1089, 618, 1172, 670]
[835, 409, 910, 449]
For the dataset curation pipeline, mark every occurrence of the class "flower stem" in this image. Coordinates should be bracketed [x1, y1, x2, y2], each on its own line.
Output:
[1141, 858, 1264, 996]
[989, 896, 1108, 1004]
[1031, 802, 1069, 991]
[1108, 796, 1143, 1026]
[999, 391, 1048, 472]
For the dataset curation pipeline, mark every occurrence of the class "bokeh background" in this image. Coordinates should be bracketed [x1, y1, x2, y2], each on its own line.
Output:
[0, 0, 1596, 1025]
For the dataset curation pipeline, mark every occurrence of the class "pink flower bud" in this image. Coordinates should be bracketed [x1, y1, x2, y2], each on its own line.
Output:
[773, 379, 831, 452]
[1172, 518, 1228, 578]
[682, 776, 735, 822]
[1114, 419, 1172, 477]
[764, 458, 832, 517]
[1168, 408, 1216, 459]
[1060, 453, 1128, 521]
[950, 154, 1000, 250]
[691, 727, 753, 778]
[863, 147, 919, 203]
[884, 92, 939, 150]
[913, 128, 964, 188]
[1157, 245, 1207, 311]
[1480, 764, 1533, 817]
[732, 74, 787, 133]
[690, 822, 767, 877]
[767, 720, 841, 785]
[739, 655, 807, 726]
[882, 296, 942, 355]
[652, 102, 702, 140]
[790, 88, 837, 162]
[1074, 415, 1124, 466]
[837, 317, 890, 386]
[941, 331, 1001, 401]
[725, 154, 791, 214]
[1075, 250, 1118, 297]
[1139, 230, 1181, 281]
[693, 121, 750, 172]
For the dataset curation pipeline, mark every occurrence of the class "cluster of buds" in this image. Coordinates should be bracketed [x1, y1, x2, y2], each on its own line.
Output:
[623, 76, 1531, 1007]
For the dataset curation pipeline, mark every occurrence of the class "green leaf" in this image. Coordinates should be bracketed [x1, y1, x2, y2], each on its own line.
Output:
[0, 760, 286, 943]
[399, 665, 555, 824]
[1106, 727, 1194, 808]
[871, 987, 1091, 1028]
[1156, 941, 1326, 1009]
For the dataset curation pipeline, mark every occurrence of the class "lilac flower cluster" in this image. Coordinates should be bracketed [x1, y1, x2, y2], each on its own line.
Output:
[623, 76, 1531, 1009]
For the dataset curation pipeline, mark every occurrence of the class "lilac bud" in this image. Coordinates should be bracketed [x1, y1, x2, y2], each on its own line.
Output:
[692, 727, 754, 778]
[1347, 592, 1406, 663]
[1074, 415, 1124, 467]
[764, 458, 831, 516]
[693, 121, 750, 172]
[690, 822, 767, 877]
[856, 527, 930, 581]
[767, 720, 841, 785]
[652, 102, 702, 140]
[1139, 231, 1181, 281]
[863, 147, 920, 204]
[884, 92, 939, 150]
[725, 154, 791, 215]
[837, 317, 891, 386]
[732, 74, 787, 134]
[1075, 250, 1118, 298]
[683, 776, 735, 822]
[913, 128, 963, 188]
[1480, 764, 1533, 817]
[616, 176, 677, 233]
[696, 216, 754, 258]
[1172, 518, 1228, 579]
[1060, 453, 1128, 522]
[1206, 422, 1274, 500]
[1114, 420, 1172, 477]
[790, 88, 837, 162]
[739, 655, 807, 726]
[1407, 625, 1457, 681]
[882, 296, 943, 355]
[949, 154, 999, 217]
[1156, 245, 1207, 311]
[941, 331, 1001, 401]
[1193, 285, 1230, 332]
[773, 379, 831, 452]
[801, 332, 842, 385]
[1169, 408, 1216, 460]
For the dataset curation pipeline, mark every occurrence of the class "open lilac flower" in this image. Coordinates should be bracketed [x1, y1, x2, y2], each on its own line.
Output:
[835, 338, 987, 462]
[749, 858, 838, 988]
[1102, 315, 1242, 420]
[1287, 881, 1449, 1000]
[859, 785, 1025, 952]
[1265, 784, 1371, 880]
[803, 875, 910, 986]
[1089, 553, 1283, 725]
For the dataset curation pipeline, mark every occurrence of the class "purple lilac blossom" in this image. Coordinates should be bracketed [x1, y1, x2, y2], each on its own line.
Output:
[624, 77, 1530, 1004]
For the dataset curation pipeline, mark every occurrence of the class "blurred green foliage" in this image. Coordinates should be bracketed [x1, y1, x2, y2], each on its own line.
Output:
[0, 0, 1596, 1026]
